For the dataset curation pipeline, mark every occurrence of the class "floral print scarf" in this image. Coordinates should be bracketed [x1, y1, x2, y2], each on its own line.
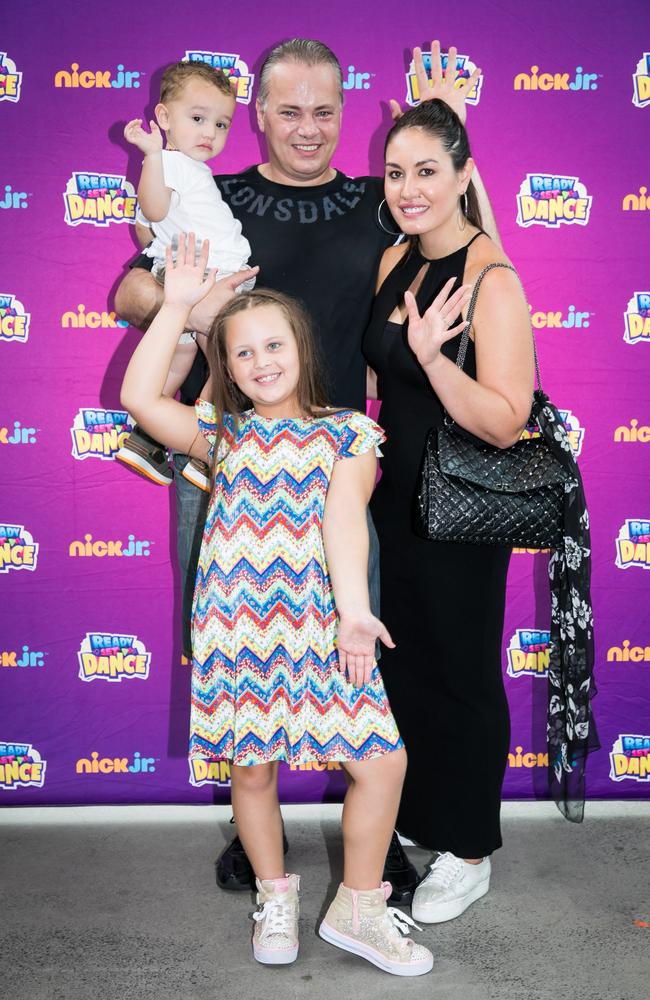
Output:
[537, 393, 597, 821]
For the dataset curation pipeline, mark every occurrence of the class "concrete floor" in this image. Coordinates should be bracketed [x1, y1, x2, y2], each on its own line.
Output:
[0, 802, 648, 1000]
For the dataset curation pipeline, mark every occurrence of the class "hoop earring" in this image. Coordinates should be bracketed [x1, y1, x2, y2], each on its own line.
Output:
[458, 191, 468, 231]
[377, 198, 403, 237]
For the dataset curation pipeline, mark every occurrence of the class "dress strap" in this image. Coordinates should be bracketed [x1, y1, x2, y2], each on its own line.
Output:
[464, 230, 485, 250]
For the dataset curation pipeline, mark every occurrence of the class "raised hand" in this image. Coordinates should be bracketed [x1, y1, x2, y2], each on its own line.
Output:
[124, 117, 163, 156]
[389, 40, 482, 124]
[405, 277, 473, 369]
[337, 613, 395, 689]
[162, 233, 216, 310]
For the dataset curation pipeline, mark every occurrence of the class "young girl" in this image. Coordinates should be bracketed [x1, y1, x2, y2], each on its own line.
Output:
[116, 60, 257, 490]
[120, 234, 454, 976]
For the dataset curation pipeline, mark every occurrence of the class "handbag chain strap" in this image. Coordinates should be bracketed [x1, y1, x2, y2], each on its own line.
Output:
[455, 262, 543, 391]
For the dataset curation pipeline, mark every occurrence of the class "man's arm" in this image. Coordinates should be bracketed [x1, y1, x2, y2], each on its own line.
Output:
[389, 40, 502, 248]
[115, 262, 260, 333]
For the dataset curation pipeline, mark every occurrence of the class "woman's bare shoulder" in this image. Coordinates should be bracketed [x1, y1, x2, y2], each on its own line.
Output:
[464, 232, 514, 284]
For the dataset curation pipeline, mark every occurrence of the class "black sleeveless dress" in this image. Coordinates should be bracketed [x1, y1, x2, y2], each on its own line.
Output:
[363, 237, 511, 857]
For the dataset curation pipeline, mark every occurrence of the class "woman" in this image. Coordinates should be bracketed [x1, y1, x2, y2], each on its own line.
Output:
[363, 98, 534, 924]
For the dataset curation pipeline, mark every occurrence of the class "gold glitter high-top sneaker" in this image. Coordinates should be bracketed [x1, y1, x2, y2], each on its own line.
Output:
[252, 874, 300, 965]
[319, 881, 433, 976]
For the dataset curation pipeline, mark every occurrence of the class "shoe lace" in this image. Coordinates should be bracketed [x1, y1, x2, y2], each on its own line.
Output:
[386, 906, 423, 936]
[253, 896, 294, 938]
[421, 851, 465, 889]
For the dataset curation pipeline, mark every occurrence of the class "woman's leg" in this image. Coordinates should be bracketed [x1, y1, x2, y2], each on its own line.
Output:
[341, 748, 407, 889]
[230, 761, 285, 880]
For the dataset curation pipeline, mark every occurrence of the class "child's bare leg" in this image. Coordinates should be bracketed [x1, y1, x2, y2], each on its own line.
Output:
[162, 337, 199, 397]
[341, 748, 407, 889]
[230, 761, 285, 880]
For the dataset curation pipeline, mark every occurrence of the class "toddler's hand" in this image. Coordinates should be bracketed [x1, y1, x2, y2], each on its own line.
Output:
[124, 118, 163, 156]
[337, 613, 395, 688]
[163, 233, 216, 310]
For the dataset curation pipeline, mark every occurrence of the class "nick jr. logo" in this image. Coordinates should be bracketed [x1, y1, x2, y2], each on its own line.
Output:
[632, 53, 650, 108]
[184, 51, 253, 104]
[75, 751, 156, 774]
[609, 735, 650, 782]
[0, 293, 30, 343]
[517, 174, 592, 228]
[0, 52, 22, 102]
[514, 65, 599, 91]
[0, 421, 37, 445]
[54, 63, 141, 89]
[70, 408, 132, 461]
[405, 51, 482, 106]
[0, 742, 46, 789]
[0, 524, 39, 574]
[64, 172, 137, 227]
[69, 534, 151, 558]
[616, 520, 650, 570]
[1, 645, 46, 668]
[506, 629, 550, 678]
[77, 632, 152, 683]
[624, 293, 650, 344]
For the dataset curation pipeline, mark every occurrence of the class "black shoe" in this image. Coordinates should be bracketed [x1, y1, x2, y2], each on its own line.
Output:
[382, 831, 419, 905]
[215, 832, 290, 891]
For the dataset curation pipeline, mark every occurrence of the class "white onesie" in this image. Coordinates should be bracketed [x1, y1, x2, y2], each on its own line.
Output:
[141, 149, 252, 275]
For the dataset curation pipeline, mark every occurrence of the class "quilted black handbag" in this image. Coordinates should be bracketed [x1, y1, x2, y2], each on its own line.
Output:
[414, 263, 572, 548]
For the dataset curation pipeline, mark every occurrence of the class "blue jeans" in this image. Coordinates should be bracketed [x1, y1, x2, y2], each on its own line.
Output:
[173, 454, 209, 658]
[173, 453, 381, 659]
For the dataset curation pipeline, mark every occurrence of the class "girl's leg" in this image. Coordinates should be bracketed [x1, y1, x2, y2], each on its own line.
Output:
[320, 748, 432, 976]
[341, 747, 407, 889]
[230, 761, 285, 880]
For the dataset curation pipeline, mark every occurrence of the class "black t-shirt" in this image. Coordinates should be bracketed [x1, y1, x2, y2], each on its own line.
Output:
[133, 166, 394, 410]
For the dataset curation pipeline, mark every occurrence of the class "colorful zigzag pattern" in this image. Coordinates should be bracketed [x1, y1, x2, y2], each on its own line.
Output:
[189, 404, 403, 767]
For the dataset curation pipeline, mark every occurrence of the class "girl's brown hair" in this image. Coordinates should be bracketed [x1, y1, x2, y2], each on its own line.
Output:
[203, 289, 329, 474]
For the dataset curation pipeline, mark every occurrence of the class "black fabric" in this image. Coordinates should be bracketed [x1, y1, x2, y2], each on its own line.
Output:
[216, 167, 392, 409]
[131, 167, 393, 410]
[363, 239, 512, 855]
[535, 397, 597, 821]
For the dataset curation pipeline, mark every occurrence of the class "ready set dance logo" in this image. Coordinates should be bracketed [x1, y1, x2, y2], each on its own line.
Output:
[615, 519, 650, 570]
[516, 173, 592, 228]
[624, 292, 650, 344]
[70, 408, 132, 461]
[77, 632, 152, 683]
[189, 758, 232, 787]
[506, 629, 550, 678]
[0, 742, 46, 790]
[405, 50, 482, 106]
[183, 51, 254, 104]
[609, 734, 650, 782]
[0, 524, 39, 574]
[0, 293, 30, 343]
[63, 172, 137, 227]
[632, 53, 650, 108]
[0, 52, 22, 103]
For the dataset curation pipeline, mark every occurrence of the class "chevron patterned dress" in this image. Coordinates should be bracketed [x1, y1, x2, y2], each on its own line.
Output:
[189, 403, 403, 767]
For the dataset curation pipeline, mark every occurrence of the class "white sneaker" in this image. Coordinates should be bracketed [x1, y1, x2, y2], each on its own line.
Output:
[411, 852, 491, 924]
[252, 874, 300, 965]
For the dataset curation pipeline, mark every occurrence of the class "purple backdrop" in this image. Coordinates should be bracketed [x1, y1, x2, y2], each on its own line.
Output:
[2, 1, 649, 805]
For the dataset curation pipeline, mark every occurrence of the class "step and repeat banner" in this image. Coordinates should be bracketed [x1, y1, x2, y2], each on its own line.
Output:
[2, 1, 649, 806]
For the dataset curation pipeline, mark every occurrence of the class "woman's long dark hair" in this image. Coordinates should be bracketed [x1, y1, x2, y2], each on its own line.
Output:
[384, 98, 483, 252]
[203, 288, 329, 473]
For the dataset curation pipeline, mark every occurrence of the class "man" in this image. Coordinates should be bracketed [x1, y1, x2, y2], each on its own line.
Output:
[115, 37, 496, 903]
